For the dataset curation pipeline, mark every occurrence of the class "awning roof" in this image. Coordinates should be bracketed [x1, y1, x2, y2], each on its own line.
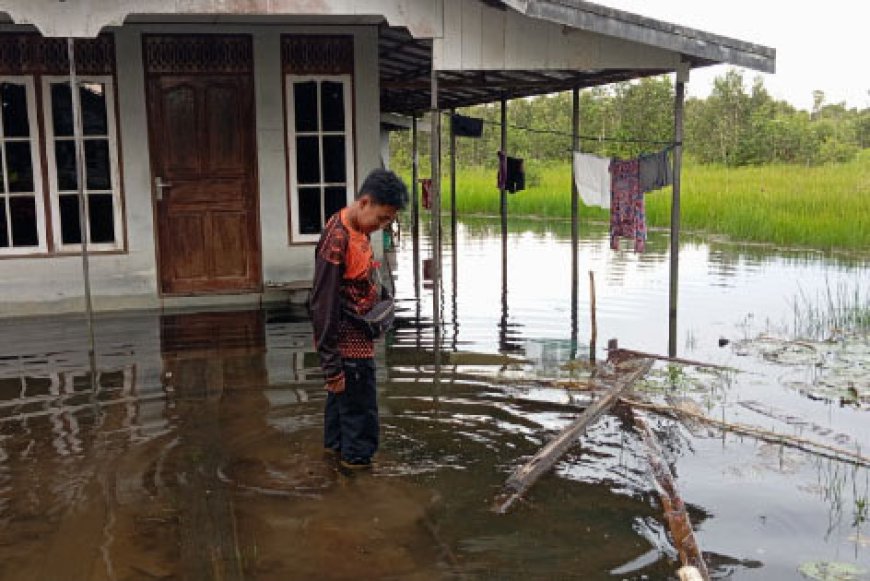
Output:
[380, 25, 674, 115]
[380, 0, 775, 116]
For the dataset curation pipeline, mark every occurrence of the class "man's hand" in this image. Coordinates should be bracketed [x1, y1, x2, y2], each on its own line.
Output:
[325, 373, 346, 393]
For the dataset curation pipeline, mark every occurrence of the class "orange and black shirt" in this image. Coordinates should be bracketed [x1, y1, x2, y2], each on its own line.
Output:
[310, 209, 379, 381]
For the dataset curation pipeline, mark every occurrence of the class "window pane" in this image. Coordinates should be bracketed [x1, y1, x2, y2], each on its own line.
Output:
[5, 142, 34, 193]
[293, 81, 318, 133]
[0, 203, 7, 247]
[321, 81, 344, 132]
[80, 83, 108, 136]
[1, 83, 30, 138]
[324, 186, 346, 222]
[59, 194, 81, 244]
[322, 135, 346, 183]
[9, 196, 37, 246]
[298, 187, 321, 235]
[51, 82, 73, 137]
[88, 194, 114, 243]
[296, 136, 320, 185]
[85, 139, 111, 190]
[55, 140, 78, 191]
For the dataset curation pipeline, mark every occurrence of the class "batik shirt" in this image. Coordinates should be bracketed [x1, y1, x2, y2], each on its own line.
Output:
[310, 209, 379, 381]
[609, 158, 646, 252]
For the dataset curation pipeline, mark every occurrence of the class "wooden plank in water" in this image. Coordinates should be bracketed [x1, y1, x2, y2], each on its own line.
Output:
[634, 414, 710, 580]
[492, 358, 653, 514]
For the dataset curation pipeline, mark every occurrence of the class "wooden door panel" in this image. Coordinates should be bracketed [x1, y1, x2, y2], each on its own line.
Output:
[211, 211, 248, 278]
[205, 83, 246, 174]
[167, 213, 208, 283]
[161, 83, 200, 175]
[146, 37, 260, 295]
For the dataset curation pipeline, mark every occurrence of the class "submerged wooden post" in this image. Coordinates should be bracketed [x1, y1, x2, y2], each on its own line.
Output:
[493, 358, 653, 513]
[571, 87, 580, 358]
[68, 38, 98, 385]
[431, 71, 441, 334]
[669, 65, 687, 358]
[589, 270, 597, 361]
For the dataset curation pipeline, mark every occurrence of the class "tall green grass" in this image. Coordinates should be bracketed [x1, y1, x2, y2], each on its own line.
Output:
[415, 150, 870, 250]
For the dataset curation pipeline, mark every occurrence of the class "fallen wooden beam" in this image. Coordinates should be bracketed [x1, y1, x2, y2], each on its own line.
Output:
[492, 358, 653, 514]
[622, 397, 870, 469]
[633, 413, 710, 580]
[609, 347, 736, 372]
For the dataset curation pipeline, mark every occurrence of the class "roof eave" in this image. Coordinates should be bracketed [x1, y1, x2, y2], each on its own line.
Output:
[504, 0, 776, 73]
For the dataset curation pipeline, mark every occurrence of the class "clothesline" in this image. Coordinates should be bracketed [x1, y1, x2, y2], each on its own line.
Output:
[444, 111, 676, 146]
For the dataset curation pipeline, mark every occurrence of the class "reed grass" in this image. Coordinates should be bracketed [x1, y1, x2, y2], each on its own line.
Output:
[791, 280, 870, 340]
[414, 150, 870, 250]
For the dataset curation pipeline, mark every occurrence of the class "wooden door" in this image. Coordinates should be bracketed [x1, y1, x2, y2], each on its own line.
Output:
[147, 50, 260, 294]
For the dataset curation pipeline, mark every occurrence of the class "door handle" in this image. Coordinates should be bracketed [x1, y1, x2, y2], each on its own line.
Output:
[155, 176, 172, 201]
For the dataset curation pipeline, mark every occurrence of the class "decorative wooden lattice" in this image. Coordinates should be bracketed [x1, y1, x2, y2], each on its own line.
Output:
[0, 34, 115, 75]
[282, 36, 354, 75]
[143, 35, 252, 75]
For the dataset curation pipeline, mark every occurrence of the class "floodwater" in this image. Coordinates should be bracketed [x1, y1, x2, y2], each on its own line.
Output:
[0, 217, 868, 580]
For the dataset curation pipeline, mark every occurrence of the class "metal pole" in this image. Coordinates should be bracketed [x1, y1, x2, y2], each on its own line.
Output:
[669, 73, 686, 358]
[430, 71, 442, 405]
[570, 87, 580, 359]
[68, 38, 97, 383]
[430, 71, 441, 335]
[499, 97, 507, 303]
[498, 98, 509, 354]
[449, 108, 457, 246]
[411, 115, 420, 298]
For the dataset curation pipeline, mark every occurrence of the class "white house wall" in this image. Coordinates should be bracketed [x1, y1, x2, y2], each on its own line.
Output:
[434, 0, 680, 71]
[0, 23, 383, 317]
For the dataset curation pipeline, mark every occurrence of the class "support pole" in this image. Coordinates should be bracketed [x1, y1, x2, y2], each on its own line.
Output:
[449, 108, 457, 246]
[430, 72, 441, 335]
[68, 38, 97, 384]
[411, 115, 420, 297]
[499, 97, 508, 307]
[669, 67, 687, 358]
[570, 87, 580, 358]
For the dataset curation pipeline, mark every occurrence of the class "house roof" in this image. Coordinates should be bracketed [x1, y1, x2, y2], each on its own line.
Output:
[0, 0, 775, 117]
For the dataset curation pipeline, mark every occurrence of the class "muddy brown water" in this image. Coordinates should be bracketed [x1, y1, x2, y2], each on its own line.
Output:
[0, 218, 867, 580]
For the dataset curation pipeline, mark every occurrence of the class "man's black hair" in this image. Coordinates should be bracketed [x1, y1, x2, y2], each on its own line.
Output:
[358, 169, 409, 210]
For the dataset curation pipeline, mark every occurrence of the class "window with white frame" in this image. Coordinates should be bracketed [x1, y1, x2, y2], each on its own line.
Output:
[43, 76, 123, 251]
[0, 77, 46, 255]
[286, 75, 354, 242]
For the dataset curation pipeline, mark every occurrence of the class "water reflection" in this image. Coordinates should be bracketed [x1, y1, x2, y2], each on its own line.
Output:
[0, 216, 866, 579]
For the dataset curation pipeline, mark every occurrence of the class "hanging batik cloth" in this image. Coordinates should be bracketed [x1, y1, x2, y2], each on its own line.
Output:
[609, 158, 646, 252]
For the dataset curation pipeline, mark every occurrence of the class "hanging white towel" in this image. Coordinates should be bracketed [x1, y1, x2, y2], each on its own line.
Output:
[573, 152, 612, 209]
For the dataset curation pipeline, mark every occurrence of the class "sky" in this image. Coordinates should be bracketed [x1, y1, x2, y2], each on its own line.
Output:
[592, 0, 868, 111]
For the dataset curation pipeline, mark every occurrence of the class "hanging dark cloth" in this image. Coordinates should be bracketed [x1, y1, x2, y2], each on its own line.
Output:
[451, 113, 484, 138]
[506, 156, 525, 193]
[497, 151, 525, 193]
[638, 147, 673, 193]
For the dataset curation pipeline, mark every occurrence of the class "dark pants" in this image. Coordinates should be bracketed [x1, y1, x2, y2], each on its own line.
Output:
[324, 358, 379, 462]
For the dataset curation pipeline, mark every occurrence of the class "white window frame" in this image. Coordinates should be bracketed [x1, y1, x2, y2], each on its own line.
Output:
[285, 74, 354, 243]
[42, 75, 124, 253]
[0, 76, 47, 256]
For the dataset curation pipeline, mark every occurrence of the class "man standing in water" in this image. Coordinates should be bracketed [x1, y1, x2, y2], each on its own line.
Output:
[310, 169, 409, 469]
